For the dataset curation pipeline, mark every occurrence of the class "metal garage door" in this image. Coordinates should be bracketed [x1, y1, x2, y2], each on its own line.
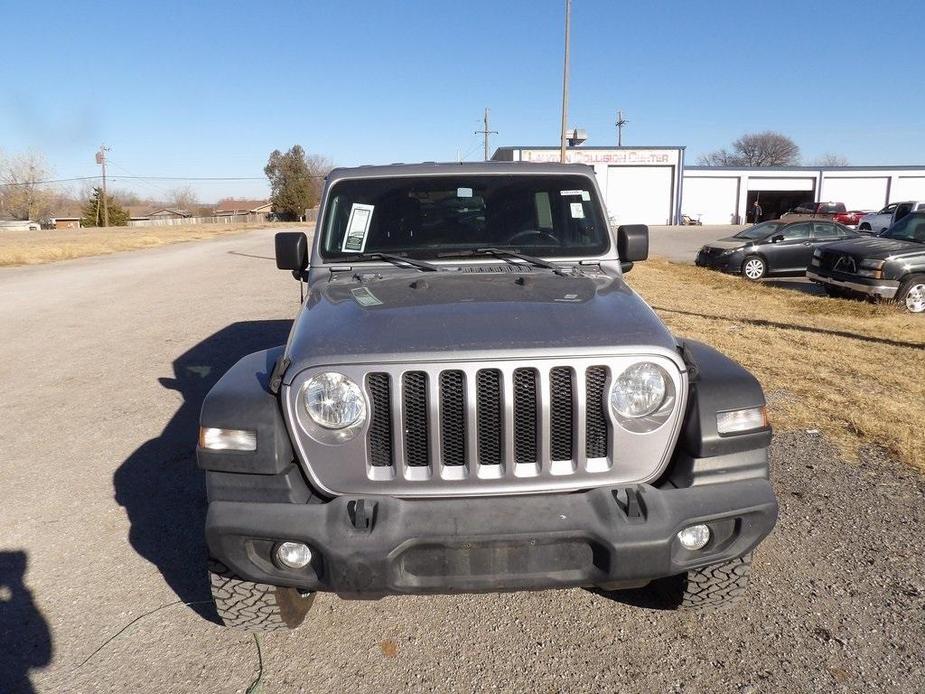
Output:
[821, 177, 889, 210]
[892, 177, 925, 201]
[682, 177, 738, 224]
[605, 166, 672, 226]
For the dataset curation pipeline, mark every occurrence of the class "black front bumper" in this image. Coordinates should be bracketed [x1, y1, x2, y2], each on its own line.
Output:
[695, 250, 741, 273]
[206, 479, 778, 597]
[806, 268, 899, 299]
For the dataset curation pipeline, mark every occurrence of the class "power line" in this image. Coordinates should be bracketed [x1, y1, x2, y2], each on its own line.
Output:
[0, 174, 283, 187]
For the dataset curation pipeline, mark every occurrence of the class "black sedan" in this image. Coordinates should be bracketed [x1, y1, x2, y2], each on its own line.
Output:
[695, 220, 863, 280]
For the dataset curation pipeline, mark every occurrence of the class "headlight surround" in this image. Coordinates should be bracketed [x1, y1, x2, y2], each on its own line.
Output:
[609, 362, 676, 433]
[857, 258, 885, 279]
[300, 372, 366, 443]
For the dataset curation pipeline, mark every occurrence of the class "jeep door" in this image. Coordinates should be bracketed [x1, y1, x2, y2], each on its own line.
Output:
[764, 222, 813, 274]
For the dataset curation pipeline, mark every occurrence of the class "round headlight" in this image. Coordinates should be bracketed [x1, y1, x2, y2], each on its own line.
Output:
[610, 362, 667, 418]
[303, 372, 365, 429]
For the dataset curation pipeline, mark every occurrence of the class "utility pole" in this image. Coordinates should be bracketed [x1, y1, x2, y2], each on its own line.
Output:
[615, 110, 629, 146]
[559, 0, 572, 163]
[95, 144, 110, 227]
[474, 107, 498, 161]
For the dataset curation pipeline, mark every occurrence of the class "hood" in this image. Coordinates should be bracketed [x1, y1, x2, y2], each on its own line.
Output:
[705, 236, 754, 250]
[819, 236, 925, 260]
[283, 269, 676, 370]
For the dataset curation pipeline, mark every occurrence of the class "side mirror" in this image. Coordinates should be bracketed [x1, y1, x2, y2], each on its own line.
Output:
[617, 224, 648, 272]
[275, 232, 308, 271]
[771, 234, 785, 243]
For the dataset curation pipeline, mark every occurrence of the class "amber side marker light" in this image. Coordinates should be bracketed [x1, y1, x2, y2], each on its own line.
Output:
[198, 427, 257, 451]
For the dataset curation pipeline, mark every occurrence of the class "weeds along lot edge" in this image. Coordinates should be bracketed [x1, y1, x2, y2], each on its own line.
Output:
[0, 223, 305, 267]
[628, 259, 925, 472]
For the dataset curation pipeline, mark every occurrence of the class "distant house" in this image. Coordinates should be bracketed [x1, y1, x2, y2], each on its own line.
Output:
[146, 208, 191, 219]
[213, 199, 272, 217]
[52, 217, 81, 230]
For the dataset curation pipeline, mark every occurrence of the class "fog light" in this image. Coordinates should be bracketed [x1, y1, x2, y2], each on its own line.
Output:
[275, 541, 312, 568]
[677, 524, 711, 551]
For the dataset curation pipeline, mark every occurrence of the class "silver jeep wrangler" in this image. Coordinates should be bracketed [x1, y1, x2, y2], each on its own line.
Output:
[199, 162, 777, 630]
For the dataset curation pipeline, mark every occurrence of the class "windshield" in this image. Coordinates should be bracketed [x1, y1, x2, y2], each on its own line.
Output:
[319, 174, 609, 260]
[734, 221, 783, 240]
[881, 214, 925, 243]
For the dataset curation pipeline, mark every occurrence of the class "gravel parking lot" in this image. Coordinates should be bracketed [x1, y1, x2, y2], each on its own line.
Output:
[1, 229, 922, 693]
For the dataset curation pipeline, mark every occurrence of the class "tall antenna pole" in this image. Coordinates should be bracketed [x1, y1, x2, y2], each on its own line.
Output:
[615, 110, 629, 146]
[474, 107, 499, 161]
[96, 144, 110, 227]
[559, 0, 572, 163]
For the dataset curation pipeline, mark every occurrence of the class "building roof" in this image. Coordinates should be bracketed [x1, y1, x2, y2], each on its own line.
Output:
[494, 145, 686, 152]
[685, 165, 925, 171]
[214, 198, 270, 212]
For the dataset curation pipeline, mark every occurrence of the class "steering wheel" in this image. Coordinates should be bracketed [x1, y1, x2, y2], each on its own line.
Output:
[505, 229, 559, 245]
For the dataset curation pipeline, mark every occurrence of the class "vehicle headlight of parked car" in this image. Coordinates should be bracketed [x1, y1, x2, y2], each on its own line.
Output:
[857, 259, 885, 279]
[609, 361, 676, 433]
[300, 372, 367, 443]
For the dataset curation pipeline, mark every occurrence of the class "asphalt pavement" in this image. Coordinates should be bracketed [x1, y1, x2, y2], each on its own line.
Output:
[1, 228, 921, 693]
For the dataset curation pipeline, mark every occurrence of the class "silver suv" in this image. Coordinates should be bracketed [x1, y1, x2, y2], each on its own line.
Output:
[198, 162, 778, 630]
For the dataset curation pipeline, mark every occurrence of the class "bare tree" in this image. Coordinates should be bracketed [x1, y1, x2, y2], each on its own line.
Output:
[698, 131, 801, 167]
[0, 151, 55, 221]
[814, 153, 849, 166]
[167, 185, 198, 212]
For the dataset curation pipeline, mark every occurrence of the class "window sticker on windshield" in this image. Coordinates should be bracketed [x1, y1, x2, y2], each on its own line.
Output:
[351, 286, 383, 307]
[560, 189, 583, 196]
[580, 190, 590, 201]
[341, 203, 375, 253]
[457, 187, 473, 198]
[570, 202, 585, 219]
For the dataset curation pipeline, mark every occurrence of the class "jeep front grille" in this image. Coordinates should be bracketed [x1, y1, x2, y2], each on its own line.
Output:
[286, 355, 687, 497]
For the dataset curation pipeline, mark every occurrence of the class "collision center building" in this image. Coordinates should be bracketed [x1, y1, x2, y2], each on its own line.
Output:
[492, 145, 925, 226]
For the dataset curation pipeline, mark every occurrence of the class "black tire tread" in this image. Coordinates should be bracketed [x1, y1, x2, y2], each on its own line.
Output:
[670, 552, 753, 610]
[209, 558, 314, 631]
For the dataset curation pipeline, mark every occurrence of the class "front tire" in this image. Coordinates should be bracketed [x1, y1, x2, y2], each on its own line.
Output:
[209, 558, 315, 631]
[741, 256, 767, 281]
[859, 223, 871, 231]
[897, 275, 925, 313]
[656, 552, 753, 610]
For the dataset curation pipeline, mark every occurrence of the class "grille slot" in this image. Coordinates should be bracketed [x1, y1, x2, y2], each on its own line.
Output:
[439, 371, 466, 466]
[513, 368, 539, 464]
[549, 367, 574, 461]
[585, 367, 609, 458]
[402, 372, 429, 467]
[366, 373, 393, 467]
[476, 369, 503, 465]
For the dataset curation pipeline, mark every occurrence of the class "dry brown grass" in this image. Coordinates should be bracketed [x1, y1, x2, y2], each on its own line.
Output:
[0, 222, 304, 267]
[628, 258, 925, 472]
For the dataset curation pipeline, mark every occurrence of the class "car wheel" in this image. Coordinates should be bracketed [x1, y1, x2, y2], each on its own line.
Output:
[897, 275, 925, 313]
[209, 558, 315, 631]
[859, 223, 870, 231]
[741, 256, 767, 281]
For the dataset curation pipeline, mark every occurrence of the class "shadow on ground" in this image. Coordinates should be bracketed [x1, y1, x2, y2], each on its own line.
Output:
[113, 320, 292, 622]
[652, 305, 924, 350]
[0, 551, 52, 694]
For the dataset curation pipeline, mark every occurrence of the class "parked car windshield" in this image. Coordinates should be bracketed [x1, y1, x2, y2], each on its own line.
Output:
[734, 221, 784, 240]
[319, 174, 610, 260]
[881, 213, 925, 243]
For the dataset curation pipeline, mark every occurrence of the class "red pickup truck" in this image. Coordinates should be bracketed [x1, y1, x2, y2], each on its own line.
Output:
[781, 201, 861, 227]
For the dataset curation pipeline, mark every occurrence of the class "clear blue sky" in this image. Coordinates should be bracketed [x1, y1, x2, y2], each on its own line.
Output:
[3, 0, 923, 201]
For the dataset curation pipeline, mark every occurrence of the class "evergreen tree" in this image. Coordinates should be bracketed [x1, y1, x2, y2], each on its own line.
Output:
[264, 146, 331, 220]
[80, 187, 129, 227]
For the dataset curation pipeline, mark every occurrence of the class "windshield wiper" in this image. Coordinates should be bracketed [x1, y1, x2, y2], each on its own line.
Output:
[436, 248, 567, 275]
[337, 252, 439, 272]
